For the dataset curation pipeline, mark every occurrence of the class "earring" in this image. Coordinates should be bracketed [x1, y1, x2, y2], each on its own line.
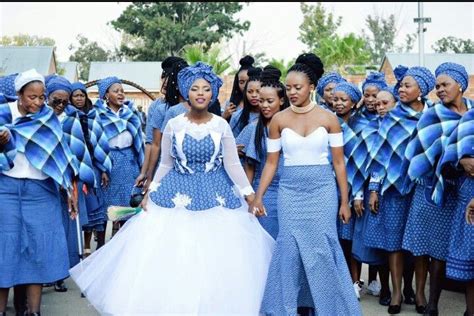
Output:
[417, 96, 422, 101]
[459, 87, 463, 92]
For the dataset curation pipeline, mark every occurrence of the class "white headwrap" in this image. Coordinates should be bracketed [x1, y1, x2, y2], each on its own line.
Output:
[14, 69, 45, 92]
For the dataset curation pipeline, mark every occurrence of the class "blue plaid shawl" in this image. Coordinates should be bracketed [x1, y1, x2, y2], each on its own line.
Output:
[346, 117, 382, 196]
[0, 102, 78, 189]
[404, 99, 474, 194]
[339, 118, 360, 198]
[433, 105, 474, 205]
[61, 105, 96, 186]
[95, 99, 144, 167]
[365, 100, 432, 195]
[348, 107, 378, 136]
[77, 108, 112, 176]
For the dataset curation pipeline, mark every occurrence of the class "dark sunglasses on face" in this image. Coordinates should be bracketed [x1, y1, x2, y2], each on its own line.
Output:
[51, 99, 69, 107]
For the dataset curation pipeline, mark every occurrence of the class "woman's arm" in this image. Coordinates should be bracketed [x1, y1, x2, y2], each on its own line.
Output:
[144, 128, 163, 190]
[243, 160, 255, 184]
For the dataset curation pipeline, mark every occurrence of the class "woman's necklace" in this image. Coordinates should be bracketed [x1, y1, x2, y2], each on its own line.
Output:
[290, 102, 315, 114]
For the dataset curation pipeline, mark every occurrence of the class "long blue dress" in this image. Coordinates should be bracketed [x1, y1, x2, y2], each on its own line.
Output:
[260, 127, 362, 316]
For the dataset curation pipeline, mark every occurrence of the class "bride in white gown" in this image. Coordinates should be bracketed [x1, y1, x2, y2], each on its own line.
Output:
[69, 62, 275, 316]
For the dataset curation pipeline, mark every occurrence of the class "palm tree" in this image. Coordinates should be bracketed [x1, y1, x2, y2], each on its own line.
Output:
[181, 43, 232, 75]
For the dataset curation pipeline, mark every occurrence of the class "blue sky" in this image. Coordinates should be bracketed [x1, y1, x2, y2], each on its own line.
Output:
[1, 2, 472, 70]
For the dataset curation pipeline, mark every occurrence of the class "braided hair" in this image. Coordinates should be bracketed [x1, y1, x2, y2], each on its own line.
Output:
[165, 58, 189, 108]
[229, 55, 255, 106]
[255, 65, 290, 160]
[287, 53, 324, 87]
[236, 66, 262, 134]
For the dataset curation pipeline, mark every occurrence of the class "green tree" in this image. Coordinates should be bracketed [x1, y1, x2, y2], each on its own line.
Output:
[268, 58, 295, 82]
[0, 34, 56, 47]
[315, 33, 371, 75]
[432, 36, 474, 53]
[111, 2, 250, 61]
[298, 2, 342, 51]
[68, 34, 113, 81]
[362, 13, 397, 65]
[181, 43, 231, 75]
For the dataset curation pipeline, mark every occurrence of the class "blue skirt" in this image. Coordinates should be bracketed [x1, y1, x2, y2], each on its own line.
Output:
[352, 187, 386, 265]
[253, 175, 279, 240]
[260, 165, 362, 316]
[0, 174, 70, 287]
[82, 169, 107, 232]
[402, 180, 458, 260]
[447, 177, 474, 281]
[336, 190, 355, 241]
[364, 187, 413, 252]
[102, 147, 141, 210]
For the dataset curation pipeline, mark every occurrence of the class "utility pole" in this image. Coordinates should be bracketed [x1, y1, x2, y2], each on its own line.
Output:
[414, 2, 431, 66]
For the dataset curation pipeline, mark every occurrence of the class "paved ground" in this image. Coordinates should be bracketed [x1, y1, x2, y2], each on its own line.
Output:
[6, 222, 466, 315]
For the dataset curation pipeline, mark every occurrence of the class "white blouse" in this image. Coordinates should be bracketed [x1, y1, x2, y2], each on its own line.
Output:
[267, 126, 343, 166]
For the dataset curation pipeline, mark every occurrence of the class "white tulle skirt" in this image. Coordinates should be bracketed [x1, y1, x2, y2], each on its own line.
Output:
[69, 198, 275, 316]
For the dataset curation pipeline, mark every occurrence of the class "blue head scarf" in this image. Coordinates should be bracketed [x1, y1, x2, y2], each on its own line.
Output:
[0, 73, 18, 97]
[394, 65, 435, 98]
[46, 76, 72, 97]
[380, 85, 399, 102]
[333, 81, 362, 104]
[316, 72, 345, 97]
[435, 62, 469, 92]
[98, 76, 121, 100]
[177, 62, 223, 105]
[71, 82, 88, 95]
[362, 71, 387, 92]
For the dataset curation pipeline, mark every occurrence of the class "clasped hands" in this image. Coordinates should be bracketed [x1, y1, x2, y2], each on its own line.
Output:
[246, 194, 267, 217]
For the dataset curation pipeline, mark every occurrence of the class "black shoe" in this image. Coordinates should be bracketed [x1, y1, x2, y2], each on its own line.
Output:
[42, 283, 53, 287]
[416, 304, 427, 314]
[388, 296, 403, 314]
[379, 292, 392, 306]
[403, 288, 416, 305]
[54, 281, 68, 292]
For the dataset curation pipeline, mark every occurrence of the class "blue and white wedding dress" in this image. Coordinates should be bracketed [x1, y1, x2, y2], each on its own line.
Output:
[70, 113, 275, 316]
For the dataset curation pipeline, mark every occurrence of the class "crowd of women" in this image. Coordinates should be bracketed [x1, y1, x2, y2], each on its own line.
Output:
[0, 52, 472, 316]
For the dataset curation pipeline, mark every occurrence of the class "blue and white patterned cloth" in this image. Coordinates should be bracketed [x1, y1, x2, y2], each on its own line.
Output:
[362, 71, 387, 92]
[60, 105, 96, 186]
[365, 100, 432, 195]
[98, 76, 121, 100]
[333, 82, 362, 104]
[394, 65, 435, 98]
[0, 73, 18, 98]
[260, 165, 362, 315]
[46, 76, 72, 97]
[178, 62, 223, 105]
[95, 99, 144, 167]
[316, 72, 345, 97]
[433, 107, 474, 204]
[348, 107, 378, 136]
[229, 108, 260, 138]
[404, 99, 473, 197]
[338, 118, 360, 198]
[145, 98, 167, 143]
[446, 177, 474, 281]
[0, 103, 78, 189]
[161, 102, 188, 132]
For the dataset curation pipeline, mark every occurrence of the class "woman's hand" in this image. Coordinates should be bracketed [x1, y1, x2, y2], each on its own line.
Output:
[248, 196, 266, 217]
[0, 129, 11, 145]
[369, 191, 379, 214]
[353, 199, 364, 218]
[339, 203, 351, 224]
[466, 198, 474, 225]
[460, 157, 474, 177]
[68, 192, 79, 220]
[140, 190, 149, 212]
[222, 102, 237, 121]
[236, 144, 245, 158]
[101, 172, 109, 188]
[134, 173, 147, 187]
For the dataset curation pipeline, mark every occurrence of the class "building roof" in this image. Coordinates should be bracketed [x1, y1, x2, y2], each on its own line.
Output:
[88, 62, 162, 92]
[0, 46, 56, 76]
[381, 53, 474, 74]
[58, 61, 79, 83]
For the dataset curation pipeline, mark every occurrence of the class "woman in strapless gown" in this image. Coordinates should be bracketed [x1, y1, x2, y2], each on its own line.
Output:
[250, 53, 362, 315]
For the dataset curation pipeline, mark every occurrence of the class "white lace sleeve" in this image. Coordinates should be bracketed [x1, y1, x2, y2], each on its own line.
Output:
[150, 120, 174, 187]
[222, 122, 255, 197]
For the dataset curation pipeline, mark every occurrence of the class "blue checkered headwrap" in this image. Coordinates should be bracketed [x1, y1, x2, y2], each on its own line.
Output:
[71, 82, 88, 95]
[0, 102, 78, 189]
[316, 72, 345, 97]
[178, 62, 223, 105]
[435, 62, 469, 92]
[98, 76, 121, 100]
[394, 65, 435, 98]
[333, 81, 362, 104]
[362, 72, 387, 92]
[0, 73, 18, 97]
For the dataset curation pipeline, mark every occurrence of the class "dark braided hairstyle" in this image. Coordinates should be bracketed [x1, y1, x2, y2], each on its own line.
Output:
[236, 66, 262, 133]
[287, 53, 324, 89]
[165, 58, 189, 108]
[255, 65, 290, 160]
[229, 55, 255, 106]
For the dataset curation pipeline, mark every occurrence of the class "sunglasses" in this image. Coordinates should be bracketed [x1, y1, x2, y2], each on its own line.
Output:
[51, 99, 69, 107]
